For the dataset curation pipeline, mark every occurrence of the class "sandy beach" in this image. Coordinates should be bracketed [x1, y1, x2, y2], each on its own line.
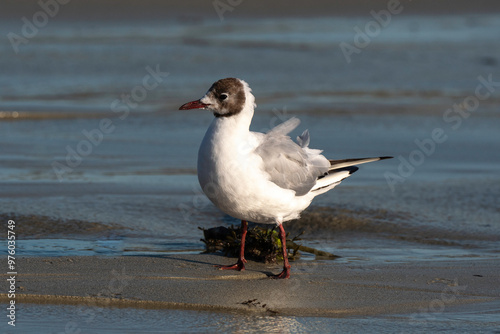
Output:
[2, 255, 498, 318]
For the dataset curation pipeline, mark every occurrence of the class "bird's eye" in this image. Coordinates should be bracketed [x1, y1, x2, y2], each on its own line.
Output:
[219, 93, 228, 101]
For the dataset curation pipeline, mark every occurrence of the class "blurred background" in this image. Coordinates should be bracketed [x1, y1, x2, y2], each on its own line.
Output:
[0, 0, 499, 258]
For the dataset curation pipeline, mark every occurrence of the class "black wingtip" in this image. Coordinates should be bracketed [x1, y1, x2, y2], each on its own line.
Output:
[349, 166, 359, 174]
[331, 166, 359, 174]
[379, 156, 393, 160]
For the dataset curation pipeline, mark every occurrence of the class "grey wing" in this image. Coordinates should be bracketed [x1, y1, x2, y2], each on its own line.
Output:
[254, 118, 329, 196]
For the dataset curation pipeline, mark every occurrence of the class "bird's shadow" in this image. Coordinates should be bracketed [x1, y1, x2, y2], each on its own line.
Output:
[127, 253, 277, 278]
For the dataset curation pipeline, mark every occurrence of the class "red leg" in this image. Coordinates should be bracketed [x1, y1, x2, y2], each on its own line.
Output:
[269, 224, 291, 279]
[217, 220, 248, 271]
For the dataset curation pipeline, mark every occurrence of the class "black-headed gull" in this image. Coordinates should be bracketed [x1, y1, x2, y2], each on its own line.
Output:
[180, 78, 391, 279]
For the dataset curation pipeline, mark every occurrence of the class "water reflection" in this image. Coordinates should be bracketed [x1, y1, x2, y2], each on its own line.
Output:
[12, 303, 500, 334]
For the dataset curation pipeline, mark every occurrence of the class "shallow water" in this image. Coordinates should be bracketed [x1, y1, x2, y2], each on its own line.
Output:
[2, 14, 500, 114]
[2, 301, 499, 334]
[1, 111, 498, 259]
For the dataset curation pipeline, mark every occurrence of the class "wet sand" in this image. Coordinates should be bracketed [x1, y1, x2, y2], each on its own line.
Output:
[2, 255, 498, 318]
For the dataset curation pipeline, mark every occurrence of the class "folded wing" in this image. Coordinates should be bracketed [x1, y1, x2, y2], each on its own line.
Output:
[254, 118, 330, 196]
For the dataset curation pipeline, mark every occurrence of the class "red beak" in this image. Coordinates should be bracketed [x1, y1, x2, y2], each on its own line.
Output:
[179, 100, 209, 110]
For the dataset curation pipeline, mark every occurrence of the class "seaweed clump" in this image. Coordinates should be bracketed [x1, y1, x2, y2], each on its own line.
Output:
[200, 224, 339, 264]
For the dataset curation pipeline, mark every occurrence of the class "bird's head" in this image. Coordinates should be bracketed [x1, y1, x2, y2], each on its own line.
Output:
[179, 78, 254, 118]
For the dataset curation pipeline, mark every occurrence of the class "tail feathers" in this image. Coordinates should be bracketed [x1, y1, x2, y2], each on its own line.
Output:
[311, 156, 392, 195]
[328, 156, 392, 170]
[311, 166, 358, 194]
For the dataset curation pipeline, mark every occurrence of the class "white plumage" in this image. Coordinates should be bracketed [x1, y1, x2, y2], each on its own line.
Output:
[180, 78, 391, 278]
[197, 80, 352, 224]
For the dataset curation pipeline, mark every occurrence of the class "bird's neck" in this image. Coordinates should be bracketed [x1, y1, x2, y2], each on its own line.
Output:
[211, 90, 256, 136]
[210, 107, 252, 141]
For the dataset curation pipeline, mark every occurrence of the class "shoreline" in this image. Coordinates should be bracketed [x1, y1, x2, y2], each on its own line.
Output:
[2, 255, 498, 318]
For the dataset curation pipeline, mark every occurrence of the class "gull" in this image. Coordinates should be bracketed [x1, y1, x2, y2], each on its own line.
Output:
[179, 78, 391, 279]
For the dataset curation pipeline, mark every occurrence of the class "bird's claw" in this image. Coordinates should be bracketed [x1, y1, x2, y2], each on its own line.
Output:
[216, 259, 246, 271]
[268, 267, 291, 279]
